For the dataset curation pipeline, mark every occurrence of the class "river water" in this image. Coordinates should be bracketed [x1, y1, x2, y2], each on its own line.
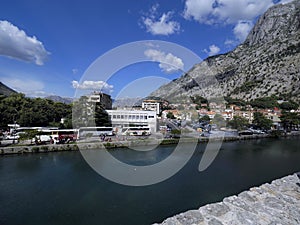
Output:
[1, 137, 300, 225]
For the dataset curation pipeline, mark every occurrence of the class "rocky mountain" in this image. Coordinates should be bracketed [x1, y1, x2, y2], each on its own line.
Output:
[151, 0, 300, 103]
[112, 97, 142, 108]
[0, 82, 17, 96]
[46, 95, 73, 104]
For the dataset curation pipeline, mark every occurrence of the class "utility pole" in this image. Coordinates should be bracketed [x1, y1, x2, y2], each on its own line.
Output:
[12, 108, 18, 144]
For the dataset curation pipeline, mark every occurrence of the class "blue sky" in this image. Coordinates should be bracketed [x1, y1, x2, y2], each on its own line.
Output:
[0, 0, 293, 99]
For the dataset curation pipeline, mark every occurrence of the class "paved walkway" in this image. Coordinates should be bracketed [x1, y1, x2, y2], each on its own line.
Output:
[154, 173, 300, 225]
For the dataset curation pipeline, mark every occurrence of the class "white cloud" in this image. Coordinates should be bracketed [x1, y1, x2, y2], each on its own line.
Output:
[72, 80, 114, 93]
[142, 4, 180, 35]
[183, 0, 215, 24]
[183, 0, 279, 42]
[27, 90, 55, 98]
[233, 20, 254, 42]
[0, 20, 50, 65]
[279, 0, 294, 4]
[144, 49, 184, 74]
[204, 45, 221, 56]
[224, 39, 236, 47]
[72, 69, 79, 75]
[183, 0, 274, 24]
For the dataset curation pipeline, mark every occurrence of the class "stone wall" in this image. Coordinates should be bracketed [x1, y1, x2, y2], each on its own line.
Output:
[154, 173, 300, 225]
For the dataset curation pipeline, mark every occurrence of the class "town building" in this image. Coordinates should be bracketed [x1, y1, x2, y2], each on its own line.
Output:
[222, 109, 234, 121]
[142, 99, 161, 115]
[87, 91, 112, 109]
[233, 111, 254, 123]
[106, 109, 158, 133]
[265, 113, 282, 130]
[161, 109, 181, 119]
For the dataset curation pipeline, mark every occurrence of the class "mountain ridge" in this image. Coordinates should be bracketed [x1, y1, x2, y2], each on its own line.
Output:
[0, 82, 17, 96]
[151, 0, 300, 103]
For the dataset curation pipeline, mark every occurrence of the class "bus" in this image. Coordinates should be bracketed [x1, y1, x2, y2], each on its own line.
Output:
[121, 127, 151, 136]
[78, 127, 114, 139]
[34, 129, 78, 144]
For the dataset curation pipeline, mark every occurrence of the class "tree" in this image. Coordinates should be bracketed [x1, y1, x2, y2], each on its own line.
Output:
[191, 112, 199, 122]
[199, 115, 210, 123]
[250, 96, 279, 109]
[280, 112, 300, 131]
[224, 97, 246, 107]
[212, 114, 226, 128]
[190, 95, 208, 105]
[252, 112, 273, 131]
[279, 101, 299, 111]
[166, 112, 175, 119]
[0, 93, 73, 128]
[94, 102, 111, 127]
[228, 116, 249, 130]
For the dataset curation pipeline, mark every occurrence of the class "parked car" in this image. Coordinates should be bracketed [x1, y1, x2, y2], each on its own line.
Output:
[238, 130, 253, 136]
[248, 128, 265, 134]
[5, 134, 20, 140]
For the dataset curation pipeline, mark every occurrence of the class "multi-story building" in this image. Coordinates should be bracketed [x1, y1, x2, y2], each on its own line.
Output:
[142, 100, 161, 115]
[234, 111, 254, 123]
[265, 113, 282, 129]
[87, 92, 112, 109]
[106, 110, 158, 133]
[161, 109, 181, 119]
[222, 109, 234, 121]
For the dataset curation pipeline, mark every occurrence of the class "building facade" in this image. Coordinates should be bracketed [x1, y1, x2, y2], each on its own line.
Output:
[142, 100, 161, 115]
[106, 110, 158, 133]
[88, 92, 112, 110]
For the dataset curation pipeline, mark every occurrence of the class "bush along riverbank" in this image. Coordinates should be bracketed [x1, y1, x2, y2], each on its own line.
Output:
[1, 131, 299, 155]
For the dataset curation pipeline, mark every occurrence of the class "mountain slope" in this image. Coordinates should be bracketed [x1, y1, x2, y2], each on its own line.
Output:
[46, 95, 73, 104]
[151, 0, 300, 103]
[0, 82, 17, 96]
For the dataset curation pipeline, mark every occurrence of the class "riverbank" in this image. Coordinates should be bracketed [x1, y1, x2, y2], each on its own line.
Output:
[1, 132, 299, 155]
[153, 172, 300, 225]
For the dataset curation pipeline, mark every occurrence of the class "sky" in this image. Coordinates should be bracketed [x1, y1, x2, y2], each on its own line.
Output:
[0, 0, 294, 99]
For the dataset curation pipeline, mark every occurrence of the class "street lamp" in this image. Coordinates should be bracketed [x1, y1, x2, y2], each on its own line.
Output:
[12, 108, 18, 144]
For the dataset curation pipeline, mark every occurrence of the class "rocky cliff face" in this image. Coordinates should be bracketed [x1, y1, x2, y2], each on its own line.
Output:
[151, 0, 300, 103]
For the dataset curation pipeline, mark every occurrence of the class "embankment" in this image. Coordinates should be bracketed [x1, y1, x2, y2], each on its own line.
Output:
[154, 173, 300, 224]
[0, 132, 299, 155]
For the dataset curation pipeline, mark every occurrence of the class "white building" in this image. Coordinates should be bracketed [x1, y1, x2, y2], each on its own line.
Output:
[106, 110, 158, 133]
[142, 100, 161, 115]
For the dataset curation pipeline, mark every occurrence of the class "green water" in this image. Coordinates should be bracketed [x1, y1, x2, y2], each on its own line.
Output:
[1, 137, 300, 225]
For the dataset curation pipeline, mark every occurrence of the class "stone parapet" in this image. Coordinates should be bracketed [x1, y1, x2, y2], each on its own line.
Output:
[154, 173, 300, 225]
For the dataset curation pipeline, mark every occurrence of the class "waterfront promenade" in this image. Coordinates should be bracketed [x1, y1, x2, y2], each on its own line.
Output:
[1, 131, 300, 155]
[0, 134, 271, 155]
[154, 173, 300, 225]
